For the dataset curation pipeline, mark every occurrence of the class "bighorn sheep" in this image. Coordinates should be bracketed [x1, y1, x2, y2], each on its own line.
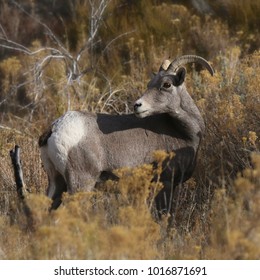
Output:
[39, 55, 214, 214]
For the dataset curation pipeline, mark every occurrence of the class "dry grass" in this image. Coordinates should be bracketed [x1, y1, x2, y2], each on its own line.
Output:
[0, 0, 259, 260]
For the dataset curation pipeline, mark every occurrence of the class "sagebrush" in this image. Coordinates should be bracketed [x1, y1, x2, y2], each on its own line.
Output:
[0, 0, 259, 260]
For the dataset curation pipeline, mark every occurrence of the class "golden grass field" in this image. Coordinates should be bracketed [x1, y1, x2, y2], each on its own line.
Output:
[0, 0, 259, 259]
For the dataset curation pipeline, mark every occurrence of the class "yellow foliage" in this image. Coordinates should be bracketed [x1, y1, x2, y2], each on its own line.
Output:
[0, 57, 22, 92]
[205, 153, 260, 259]
[0, 1, 260, 260]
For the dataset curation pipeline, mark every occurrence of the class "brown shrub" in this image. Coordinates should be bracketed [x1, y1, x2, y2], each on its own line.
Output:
[0, 1, 259, 260]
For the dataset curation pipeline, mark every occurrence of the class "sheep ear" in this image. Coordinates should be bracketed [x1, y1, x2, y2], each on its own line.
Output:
[174, 67, 186, 86]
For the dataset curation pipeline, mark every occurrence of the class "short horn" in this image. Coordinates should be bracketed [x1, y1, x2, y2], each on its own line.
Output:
[159, 59, 171, 72]
[168, 55, 214, 76]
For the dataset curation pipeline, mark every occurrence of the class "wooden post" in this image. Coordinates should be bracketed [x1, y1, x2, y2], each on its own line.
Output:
[9, 145, 26, 199]
[9, 145, 34, 230]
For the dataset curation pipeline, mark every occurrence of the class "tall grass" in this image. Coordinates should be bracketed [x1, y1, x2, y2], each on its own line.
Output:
[0, 0, 259, 259]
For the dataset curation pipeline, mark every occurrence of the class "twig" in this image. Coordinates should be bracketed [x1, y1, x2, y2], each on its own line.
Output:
[102, 30, 136, 54]
[10, 0, 71, 58]
[0, 125, 23, 135]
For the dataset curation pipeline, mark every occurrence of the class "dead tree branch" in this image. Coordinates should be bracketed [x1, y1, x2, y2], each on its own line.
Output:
[0, 0, 111, 85]
[0, 0, 132, 113]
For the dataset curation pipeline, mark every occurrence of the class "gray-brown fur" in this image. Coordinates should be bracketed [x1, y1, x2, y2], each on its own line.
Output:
[39, 55, 213, 215]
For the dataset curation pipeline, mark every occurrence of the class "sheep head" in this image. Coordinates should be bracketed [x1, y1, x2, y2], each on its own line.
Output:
[134, 55, 214, 118]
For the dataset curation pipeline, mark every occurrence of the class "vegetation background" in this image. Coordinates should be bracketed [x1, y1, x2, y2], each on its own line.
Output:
[0, 0, 259, 259]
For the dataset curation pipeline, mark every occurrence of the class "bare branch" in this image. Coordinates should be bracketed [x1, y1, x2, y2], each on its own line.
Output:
[10, 0, 72, 59]
[0, 0, 114, 83]
[87, 0, 111, 63]
[0, 36, 64, 57]
[102, 30, 136, 54]
[0, 23, 8, 39]
[0, 0, 132, 114]
[0, 39, 32, 55]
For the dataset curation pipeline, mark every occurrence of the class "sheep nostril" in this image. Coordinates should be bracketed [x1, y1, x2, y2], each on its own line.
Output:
[134, 103, 142, 111]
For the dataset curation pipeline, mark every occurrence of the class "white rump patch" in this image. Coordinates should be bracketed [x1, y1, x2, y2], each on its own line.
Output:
[47, 111, 87, 175]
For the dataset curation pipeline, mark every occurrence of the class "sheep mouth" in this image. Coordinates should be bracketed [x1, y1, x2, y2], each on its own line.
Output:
[135, 110, 148, 114]
[135, 110, 149, 118]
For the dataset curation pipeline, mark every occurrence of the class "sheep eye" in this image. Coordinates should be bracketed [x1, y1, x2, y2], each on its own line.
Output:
[163, 82, 171, 89]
